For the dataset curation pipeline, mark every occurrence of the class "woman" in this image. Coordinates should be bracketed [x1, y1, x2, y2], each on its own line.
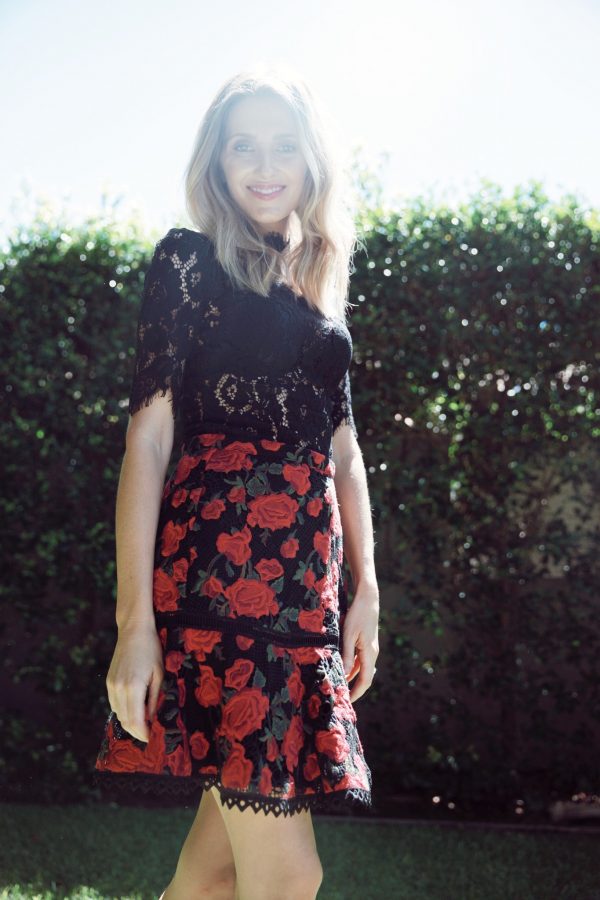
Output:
[93, 67, 380, 900]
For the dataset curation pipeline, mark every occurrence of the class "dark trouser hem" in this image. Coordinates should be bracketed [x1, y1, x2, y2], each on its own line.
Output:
[92, 770, 372, 818]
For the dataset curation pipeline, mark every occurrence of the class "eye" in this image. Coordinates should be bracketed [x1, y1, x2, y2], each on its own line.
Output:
[279, 143, 297, 153]
[234, 142, 252, 152]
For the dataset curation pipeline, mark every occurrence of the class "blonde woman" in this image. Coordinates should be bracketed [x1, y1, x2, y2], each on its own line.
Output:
[93, 67, 379, 900]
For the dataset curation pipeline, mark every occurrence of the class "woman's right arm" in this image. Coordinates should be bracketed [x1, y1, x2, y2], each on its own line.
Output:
[106, 400, 174, 743]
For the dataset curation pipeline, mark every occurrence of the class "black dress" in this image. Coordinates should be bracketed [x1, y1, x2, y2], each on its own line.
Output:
[92, 226, 373, 816]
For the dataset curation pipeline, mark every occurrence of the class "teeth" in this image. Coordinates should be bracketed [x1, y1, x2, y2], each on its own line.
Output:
[250, 186, 284, 195]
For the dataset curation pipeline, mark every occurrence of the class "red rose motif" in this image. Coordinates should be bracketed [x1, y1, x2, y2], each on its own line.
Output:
[280, 538, 299, 558]
[172, 487, 188, 507]
[303, 753, 320, 782]
[225, 578, 278, 619]
[165, 650, 185, 674]
[166, 741, 191, 776]
[201, 575, 224, 599]
[199, 764, 218, 774]
[190, 731, 210, 760]
[204, 442, 257, 472]
[190, 546, 198, 562]
[255, 558, 284, 582]
[286, 667, 305, 707]
[172, 557, 189, 583]
[298, 607, 325, 633]
[177, 678, 186, 707]
[217, 526, 253, 565]
[221, 741, 253, 790]
[310, 449, 326, 466]
[266, 735, 279, 762]
[183, 629, 222, 660]
[261, 439, 284, 451]
[220, 687, 269, 741]
[158, 627, 168, 650]
[316, 725, 350, 761]
[174, 454, 201, 484]
[160, 520, 188, 557]
[200, 498, 226, 520]
[137, 717, 167, 774]
[224, 658, 255, 690]
[189, 485, 207, 504]
[227, 485, 246, 504]
[153, 569, 180, 611]
[236, 634, 255, 651]
[195, 665, 223, 706]
[198, 433, 225, 446]
[247, 493, 299, 530]
[313, 530, 331, 564]
[282, 462, 312, 495]
[315, 574, 338, 611]
[288, 646, 326, 666]
[306, 497, 323, 516]
[307, 694, 321, 718]
[282, 714, 305, 772]
[259, 764, 273, 793]
[303, 568, 316, 589]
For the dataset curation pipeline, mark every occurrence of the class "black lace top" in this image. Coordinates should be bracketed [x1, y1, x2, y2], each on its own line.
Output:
[128, 227, 358, 456]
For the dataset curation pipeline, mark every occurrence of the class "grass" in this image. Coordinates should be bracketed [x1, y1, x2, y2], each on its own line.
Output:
[0, 802, 598, 899]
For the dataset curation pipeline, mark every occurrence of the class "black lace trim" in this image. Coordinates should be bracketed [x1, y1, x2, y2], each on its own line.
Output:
[154, 609, 340, 648]
[92, 770, 372, 818]
[263, 231, 290, 251]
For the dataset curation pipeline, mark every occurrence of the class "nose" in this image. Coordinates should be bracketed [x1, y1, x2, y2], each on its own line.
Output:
[254, 148, 279, 178]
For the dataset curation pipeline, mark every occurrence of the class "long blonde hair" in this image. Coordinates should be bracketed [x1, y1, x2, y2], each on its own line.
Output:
[183, 65, 360, 321]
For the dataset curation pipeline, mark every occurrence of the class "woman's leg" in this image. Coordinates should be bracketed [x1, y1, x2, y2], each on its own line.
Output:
[209, 786, 323, 900]
[161, 787, 237, 900]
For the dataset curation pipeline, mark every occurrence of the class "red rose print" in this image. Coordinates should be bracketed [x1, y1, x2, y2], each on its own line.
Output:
[288, 646, 326, 666]
[236, 634, 255, 651]
[316, 725, 350, 761]
[303, 568, 316, 589]
[227, 485, 246, 504]
[221, 741, 253, 790]
[217, 526, 253, 565]
[166, 741, 192, 776]
[160, 520, 188, 557]
[199, 764, 218, 774]
[204, 442, 257, 472]
[259, 764, 273, 793]
[306, 498, 323, 516]
[224, 658, 255, 690]
[183, 629, 222, 660]
[137, 718, 167, 774]
[177, 678, 186, 706]
[190, 546, 198, 562]
[313, 530, 331, 564]
[261, 439, 284, 451]
[189, 485, 207, 504]
[310, 449, 326, 466]
[172, 487, 188, 507]
[220, 687, 270, 741]
[225, 578, 278, 618]
[247, 493, 299, 530]
[201, 575, 225, 599]
[255, 558, 284, 582]
[282, 462, 312, 495]
[286, 667, 305, 707]
[198, 433, 225, 446]
[159, 627, 168, 650]
[190, 731, 210, 760]
[153, 569, 180, 611]
[172, 557, 189, 583]
[194, 665, 223, 706]
[266, 735, 279, 761]
[200, 498, 226, 520]
[298, 607, 325, 633]
[307, 694, 321, 718]
[174, 454, 201, 484]
[282, 714, 305, 772]
[303, 753, 320, 781]
[280, 537, 299, 558]
[165, 650, 185, 674]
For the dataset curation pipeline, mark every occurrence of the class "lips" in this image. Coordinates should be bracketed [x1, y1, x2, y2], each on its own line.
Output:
[248, 185, 286, 197]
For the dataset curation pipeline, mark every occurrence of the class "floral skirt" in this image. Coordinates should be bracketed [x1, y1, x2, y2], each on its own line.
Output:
[92, 431, 372, 817]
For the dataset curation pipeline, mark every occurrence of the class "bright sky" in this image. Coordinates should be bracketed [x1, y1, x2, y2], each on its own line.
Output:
[1, 0, 598, 242]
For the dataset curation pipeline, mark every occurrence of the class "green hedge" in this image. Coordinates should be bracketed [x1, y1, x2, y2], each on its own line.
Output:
[1, 182, 598, 816]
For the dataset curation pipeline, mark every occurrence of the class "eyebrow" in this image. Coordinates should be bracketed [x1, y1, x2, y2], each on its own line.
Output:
[228, 132, 298, 139]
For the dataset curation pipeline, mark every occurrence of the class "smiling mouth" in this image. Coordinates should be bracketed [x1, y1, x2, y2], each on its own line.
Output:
[248, 185, 286, 196]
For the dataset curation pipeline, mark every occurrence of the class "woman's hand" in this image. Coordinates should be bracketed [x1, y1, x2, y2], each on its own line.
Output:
[105, 623, 164, 743]
[341, 579, 380, 703]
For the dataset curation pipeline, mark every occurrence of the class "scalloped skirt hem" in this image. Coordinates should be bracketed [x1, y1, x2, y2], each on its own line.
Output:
[92, 770, 372, 818]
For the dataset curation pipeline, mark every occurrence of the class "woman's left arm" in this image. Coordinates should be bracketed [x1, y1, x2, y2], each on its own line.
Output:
[332, 426, 380, 702]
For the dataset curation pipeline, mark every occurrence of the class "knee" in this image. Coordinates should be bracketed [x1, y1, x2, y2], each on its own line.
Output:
[269, 857, 323, 900]
[196, 864, 237, 898]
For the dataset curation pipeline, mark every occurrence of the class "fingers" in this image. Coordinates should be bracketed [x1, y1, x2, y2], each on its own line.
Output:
[343, 642, 379, 704]
[146, 665, 164, 723]
[107, 676, 152, 743]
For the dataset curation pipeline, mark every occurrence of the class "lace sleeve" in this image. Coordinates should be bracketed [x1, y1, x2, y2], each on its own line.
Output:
[128, 231, 194, 420]
[330, 370, 358, 438]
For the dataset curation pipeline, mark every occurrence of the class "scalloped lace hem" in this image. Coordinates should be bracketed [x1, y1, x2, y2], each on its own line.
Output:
[92, 770, 372, 818]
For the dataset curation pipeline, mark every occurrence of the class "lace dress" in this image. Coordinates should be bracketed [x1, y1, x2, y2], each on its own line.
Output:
[92, 226, 373, 817]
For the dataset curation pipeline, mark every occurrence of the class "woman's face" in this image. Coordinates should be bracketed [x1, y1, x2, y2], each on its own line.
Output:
[219, 92, 308, 237]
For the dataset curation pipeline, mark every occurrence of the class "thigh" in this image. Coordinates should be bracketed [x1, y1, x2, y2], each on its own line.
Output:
[165, 788, 237, 898]
[209, 787, 322, 900]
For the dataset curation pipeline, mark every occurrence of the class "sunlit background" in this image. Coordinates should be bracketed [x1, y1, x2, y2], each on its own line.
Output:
[1, 0, 599, 241]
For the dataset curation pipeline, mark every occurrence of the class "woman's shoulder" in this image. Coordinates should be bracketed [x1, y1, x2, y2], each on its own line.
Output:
[157, 226, 216, 257]
[152, 226, 226, 297]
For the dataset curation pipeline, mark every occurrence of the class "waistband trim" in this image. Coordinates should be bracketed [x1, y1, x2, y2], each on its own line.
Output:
[154, 609, 340, 648]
